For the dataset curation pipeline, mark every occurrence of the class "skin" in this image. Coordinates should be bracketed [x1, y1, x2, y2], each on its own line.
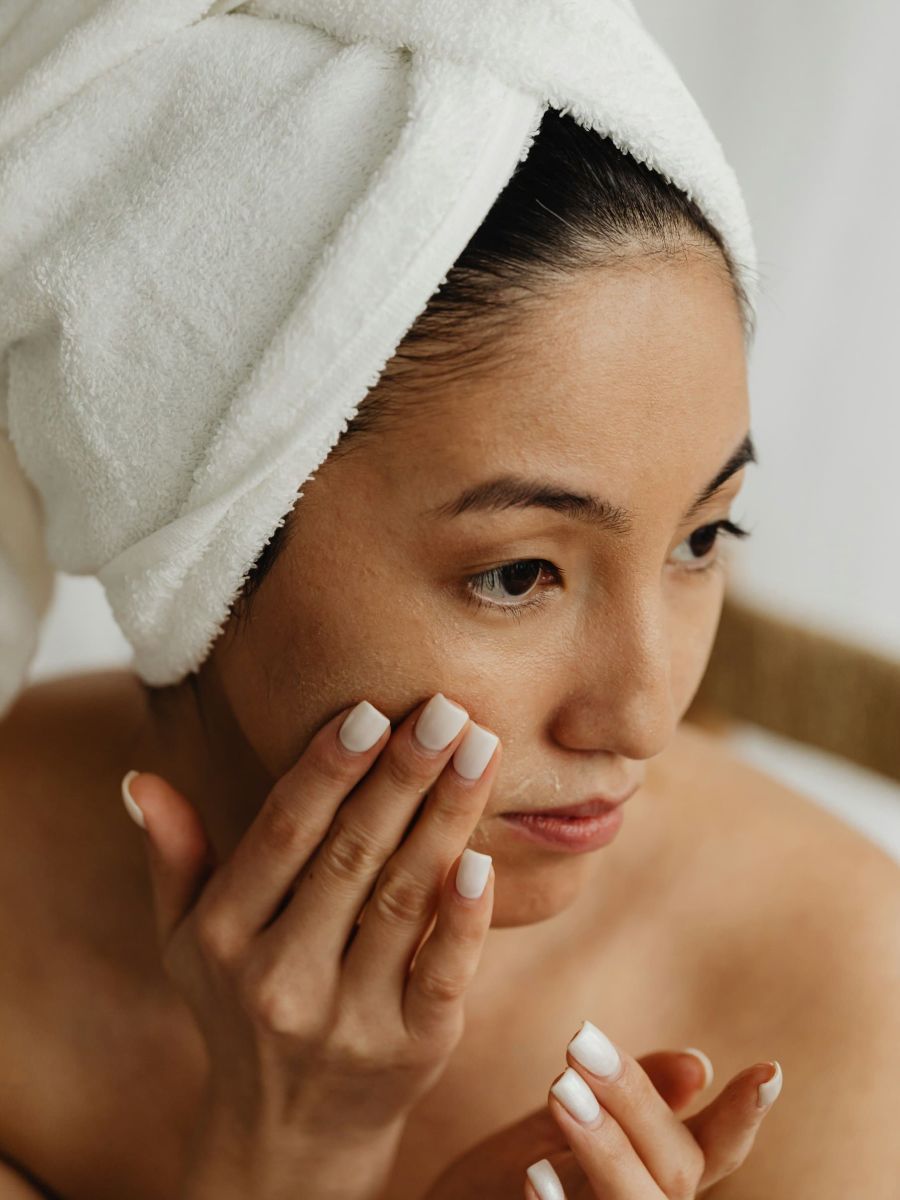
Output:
[133, 244, 748, 932]
[136, 243, 759, 1192]
[1, 246, 899, 1200]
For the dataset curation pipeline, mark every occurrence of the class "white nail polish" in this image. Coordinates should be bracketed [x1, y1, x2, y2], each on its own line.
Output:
[455, 848, 492, 899]
[121, 770, 145, 829]
[680, 1046, 715, 1089]
[550, 1067, 601, 1124]
[568, 1020, 622, 1080]
[757, 1060, 783, 1108]
[414, 693, 468, 751]
[339, 701, 391, 753]
[453, 723, 499, 780]
[526, 1158, 566, 1200]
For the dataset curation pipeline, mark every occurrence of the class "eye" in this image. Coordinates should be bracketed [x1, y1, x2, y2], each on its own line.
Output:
[464, 559, 563, 619]
[670, 519, 751, 571]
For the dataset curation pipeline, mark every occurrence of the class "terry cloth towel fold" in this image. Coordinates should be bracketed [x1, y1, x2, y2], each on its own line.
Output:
[0, 0, 757, 715]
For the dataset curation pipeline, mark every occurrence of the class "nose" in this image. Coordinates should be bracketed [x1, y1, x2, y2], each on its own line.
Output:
[550, 582, 678, 761]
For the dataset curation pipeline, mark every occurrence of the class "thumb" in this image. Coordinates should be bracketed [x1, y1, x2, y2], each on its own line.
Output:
[683, 1061, 782, 1192]
[120, 770, 217, 951]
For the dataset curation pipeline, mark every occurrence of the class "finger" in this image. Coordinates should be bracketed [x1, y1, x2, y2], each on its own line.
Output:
[562, 1021, 706, 1195]
[197, 700, 392, 939]
[427, 1105, 568, 1199]
[546, 1150, 587, 1197]
[265, 693, 476, 963]
[547, 1067, 664, 1199]
[121, 771, 217, 949]
[683, 1060, 783, 1191]
[401, 849, 494, 1042]
[638, 1048, 715, 1112]
[524, 1158, 567, 1200]
[345, 722, 501, 999]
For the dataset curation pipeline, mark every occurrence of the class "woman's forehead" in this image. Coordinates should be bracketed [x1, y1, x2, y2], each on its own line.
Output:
[388, 256, 748, 457]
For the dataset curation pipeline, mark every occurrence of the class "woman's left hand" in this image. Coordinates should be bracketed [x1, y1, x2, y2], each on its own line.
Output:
[526, 1021, 783, 1199]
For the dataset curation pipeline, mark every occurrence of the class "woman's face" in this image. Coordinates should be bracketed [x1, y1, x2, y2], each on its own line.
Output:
[210, 250, 751, 927]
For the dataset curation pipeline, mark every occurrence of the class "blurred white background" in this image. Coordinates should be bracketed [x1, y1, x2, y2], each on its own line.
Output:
[641, 0, 900, 657]
[26, 0, 900, 859]
[638, 0, 900, 860]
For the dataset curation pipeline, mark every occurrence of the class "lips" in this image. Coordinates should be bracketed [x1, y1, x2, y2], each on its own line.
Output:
[503, 784, 639, 819]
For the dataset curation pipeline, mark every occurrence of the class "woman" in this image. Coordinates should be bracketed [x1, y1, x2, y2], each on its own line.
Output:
[1, 5, 898, 1200]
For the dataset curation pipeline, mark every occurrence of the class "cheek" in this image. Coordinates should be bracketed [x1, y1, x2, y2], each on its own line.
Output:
[668, 572, 726, 711]
[214, 552, 479, 776]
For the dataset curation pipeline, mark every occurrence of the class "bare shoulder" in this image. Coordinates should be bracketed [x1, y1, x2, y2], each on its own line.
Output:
[662, 721, 900, 1198]
[0, 669, 144, 815]
[0, 668, 142, 754]
[0, 670, 148, 946]
[663, 719, 900, 977]
[662, 718, 899, 886]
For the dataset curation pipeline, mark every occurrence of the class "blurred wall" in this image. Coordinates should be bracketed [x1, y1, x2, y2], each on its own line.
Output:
[638, 0, 900, 657]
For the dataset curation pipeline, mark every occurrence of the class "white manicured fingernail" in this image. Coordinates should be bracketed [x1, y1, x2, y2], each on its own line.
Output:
[339, 701, 391, 752]
[414, 692, 468, 751]
[453, 723, 499, 780]
[121, 770, 145, 829]
[550, 1067, 601, 1124]
[680, 1046, 715, 1089]
[526, 1158, 566, 1200]
[568, 1019, 622, 1080]
[757, 1060, 783, 1108]
[455, 848, 492, 899]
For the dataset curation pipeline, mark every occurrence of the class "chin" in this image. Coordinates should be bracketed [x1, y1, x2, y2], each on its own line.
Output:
[488, 857, 592, 928]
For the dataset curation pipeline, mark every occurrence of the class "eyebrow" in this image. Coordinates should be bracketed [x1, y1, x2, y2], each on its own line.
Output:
[425, 432, 757, 533]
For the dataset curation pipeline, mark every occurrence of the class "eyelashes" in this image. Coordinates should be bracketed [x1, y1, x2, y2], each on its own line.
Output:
[463, 519, 751, 619]
[465, 559, 560, 622]
[673, 518, 750, 567]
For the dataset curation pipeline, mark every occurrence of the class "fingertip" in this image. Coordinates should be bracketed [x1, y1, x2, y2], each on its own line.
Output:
[124, 771, 210, 864]
[756, 1060, 783, 1109]
[121, 769, 146, 830]
[525, 1158, 565, 1200]
[122, 770, 178, 830]
[680, 1046, 715, 1090]
[454, 847, 493, 900]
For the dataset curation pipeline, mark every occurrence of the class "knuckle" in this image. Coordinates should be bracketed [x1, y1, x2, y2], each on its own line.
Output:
[404, 994, 466, 1055]
[443, 917, 485, 951]
[427, 788, 479, 835]
[411, 1008, 465, 1057]
[192, 911, 242, 965]
[414, 967, 468, 1005]
[320, 818, 384, 884]
[382, 747, 431, 795]
[711, 1145, 745, 1180]
[308, 733, 364, 787]
[620, 1062, 661, 1114]
[241, 966, 307, 1036]
[255, 988, 303, 1037]
[260, 786, 312, 857]
[662, 1145, 705, 1198]
[329, 1013, 404, 1067]
[372, 867, 434, 927]
[324, 1031, 384, 1077]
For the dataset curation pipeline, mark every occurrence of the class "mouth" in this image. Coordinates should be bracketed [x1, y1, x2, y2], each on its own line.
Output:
[501, 784, 639, 820]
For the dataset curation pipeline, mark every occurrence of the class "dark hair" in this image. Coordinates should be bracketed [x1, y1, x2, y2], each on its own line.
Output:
[237, 108, 750, 608]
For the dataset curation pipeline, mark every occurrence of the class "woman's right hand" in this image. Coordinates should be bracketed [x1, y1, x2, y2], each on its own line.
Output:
[122, 693, 501, 1200]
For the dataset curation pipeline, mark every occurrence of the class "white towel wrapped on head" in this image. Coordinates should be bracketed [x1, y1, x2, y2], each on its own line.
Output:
[0, 0, 757, 716]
